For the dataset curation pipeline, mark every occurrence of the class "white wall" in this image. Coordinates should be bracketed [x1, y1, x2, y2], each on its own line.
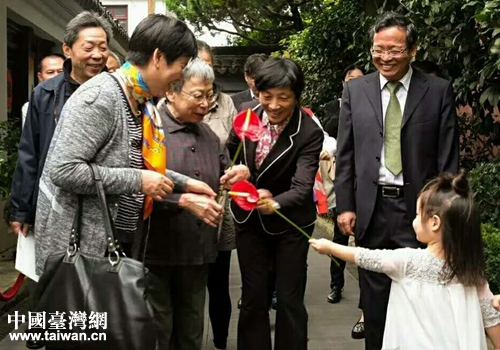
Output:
[101, 0, 166, 35]
[192, 21, 233, 47]
[101, 0, 233, 46]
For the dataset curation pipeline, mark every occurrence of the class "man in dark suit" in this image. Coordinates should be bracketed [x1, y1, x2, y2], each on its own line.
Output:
[231, 53, 267, 110]
[335, 12, 459, 350]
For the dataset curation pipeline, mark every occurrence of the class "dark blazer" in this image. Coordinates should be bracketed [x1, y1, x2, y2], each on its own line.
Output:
[323, 99, 341, 138]
[10, 64, 73, 224]
[335, 69, 459, 240]
[230, 89, 253, 111]
[226, 101, 324, 234]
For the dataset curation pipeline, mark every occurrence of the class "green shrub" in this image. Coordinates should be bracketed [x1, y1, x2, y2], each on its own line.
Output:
[483, 223, 500, 294]
[0, 120, 21, 200]
[469, 161, 500, 228]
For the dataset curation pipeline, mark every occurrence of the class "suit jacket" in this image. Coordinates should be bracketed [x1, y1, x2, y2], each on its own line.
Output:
[335, 69, 459, 240]
[230, 89, 253, 111]
[226, 102, 324, 234]
[323, 99, 341, 138]
[10, 60, 79, 224]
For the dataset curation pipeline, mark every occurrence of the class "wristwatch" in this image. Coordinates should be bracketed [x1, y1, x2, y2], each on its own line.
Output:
[272, 201, 281, 210]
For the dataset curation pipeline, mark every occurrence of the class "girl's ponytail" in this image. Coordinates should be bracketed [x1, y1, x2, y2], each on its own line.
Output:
[451, 170, 469, 197]
[419, 170, 484, 286]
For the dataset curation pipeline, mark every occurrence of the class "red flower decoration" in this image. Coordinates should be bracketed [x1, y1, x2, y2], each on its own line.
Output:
[229, 181, 260, 211]
[233, 108, 263, 142]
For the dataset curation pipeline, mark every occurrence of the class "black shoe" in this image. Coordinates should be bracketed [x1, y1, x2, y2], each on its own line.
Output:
[26, 340, 44, 349]
[351, 319, 365, 339]
[326, 286, 342, 304]
[237, 297, 242, 309]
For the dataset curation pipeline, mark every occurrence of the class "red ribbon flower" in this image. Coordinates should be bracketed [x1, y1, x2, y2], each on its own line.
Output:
[228, 181, 259, 211]
[233, 109, 263, 142]
[229, 181, 309, 234]
[228, 180, 340, 266]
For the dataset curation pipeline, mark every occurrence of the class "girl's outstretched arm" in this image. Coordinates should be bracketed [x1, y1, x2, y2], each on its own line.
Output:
[309, 238, 356, 263]
[310, 238, 410, 281]
[478, 283, 500, 348]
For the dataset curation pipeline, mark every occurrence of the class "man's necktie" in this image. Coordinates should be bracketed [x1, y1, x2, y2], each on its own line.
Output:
[384, 82, 403, 175]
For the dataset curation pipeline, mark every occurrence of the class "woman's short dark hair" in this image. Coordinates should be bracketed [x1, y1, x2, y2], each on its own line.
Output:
[342, 65, 366, 81]
[127, 14, 197, 67]
[370, 12, 418, 50]
[255, 58, 305, 100]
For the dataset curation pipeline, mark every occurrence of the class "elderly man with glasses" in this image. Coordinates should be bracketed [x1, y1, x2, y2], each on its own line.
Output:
[145, 57, 247, 350]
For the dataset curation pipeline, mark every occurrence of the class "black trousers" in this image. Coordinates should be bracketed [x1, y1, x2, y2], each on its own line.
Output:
[357, 194, 421, 350]
[329, 209, 349, 289]
[207, 250, 232, 349]
[236, 224, 311, 350]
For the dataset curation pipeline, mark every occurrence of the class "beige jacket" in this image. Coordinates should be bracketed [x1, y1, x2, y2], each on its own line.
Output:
[203, 92, 237, 251]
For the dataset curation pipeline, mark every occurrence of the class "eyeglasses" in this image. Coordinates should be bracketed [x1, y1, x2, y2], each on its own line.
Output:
[181, 90, 217, 104]
[370, 47, 408, 58]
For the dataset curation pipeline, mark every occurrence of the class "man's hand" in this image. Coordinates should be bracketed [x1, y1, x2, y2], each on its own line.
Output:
[220, 165, 250, 189]
[179, 193, 223, 227]
[256, 189, 276, 215]
[9, 222, 30, 237]
[186, 178, 216, 199]
[141, 170, 174, 201]
[337, 211, 356, 236]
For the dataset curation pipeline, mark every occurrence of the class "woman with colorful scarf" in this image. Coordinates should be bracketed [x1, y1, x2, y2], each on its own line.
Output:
[34, 14, 217, 278]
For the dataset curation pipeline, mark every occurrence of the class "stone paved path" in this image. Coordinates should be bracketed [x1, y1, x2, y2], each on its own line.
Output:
[0, 219, 365, 349]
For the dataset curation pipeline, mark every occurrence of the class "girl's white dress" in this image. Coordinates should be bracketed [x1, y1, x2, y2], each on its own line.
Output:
[355, 248, 500, 350]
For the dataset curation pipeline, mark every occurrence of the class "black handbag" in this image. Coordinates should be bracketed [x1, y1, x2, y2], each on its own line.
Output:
[31, 164, 157, 350]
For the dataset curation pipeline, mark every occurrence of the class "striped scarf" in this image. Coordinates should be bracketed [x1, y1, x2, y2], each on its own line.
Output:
[117, 61, 167, 219]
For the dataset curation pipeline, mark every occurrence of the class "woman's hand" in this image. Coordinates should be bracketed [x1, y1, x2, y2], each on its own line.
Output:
[186, 178, 216, 199]
[220, 165, 250, 189]
[179, 193, 223, 227]
[256, 189, 277, 215]
[141, 170, 174, 201]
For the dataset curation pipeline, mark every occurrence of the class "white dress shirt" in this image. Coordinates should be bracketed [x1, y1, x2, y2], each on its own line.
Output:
[21, 101, 29, 128]
[378, 66, 413, 186]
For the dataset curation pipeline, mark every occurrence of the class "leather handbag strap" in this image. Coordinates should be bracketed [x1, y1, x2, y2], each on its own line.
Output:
[68, 196, 83, 254]
[88, 164, 123, 259]
[67, 164, 123, 261]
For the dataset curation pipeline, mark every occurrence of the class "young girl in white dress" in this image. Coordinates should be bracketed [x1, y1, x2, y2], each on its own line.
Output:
[310, 171, 500, 350]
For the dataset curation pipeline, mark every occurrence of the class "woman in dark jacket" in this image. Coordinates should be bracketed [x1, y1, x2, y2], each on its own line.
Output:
[225, 57, 323, 350]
